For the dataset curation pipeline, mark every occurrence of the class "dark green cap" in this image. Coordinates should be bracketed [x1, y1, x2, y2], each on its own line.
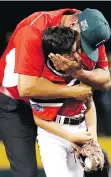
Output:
[78, 8, 111, 61]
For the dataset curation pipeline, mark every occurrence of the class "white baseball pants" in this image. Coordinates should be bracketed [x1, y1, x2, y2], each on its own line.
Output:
[37, 120, 87, 177]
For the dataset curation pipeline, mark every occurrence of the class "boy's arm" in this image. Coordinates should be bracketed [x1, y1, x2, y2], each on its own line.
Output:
[85, 97, 97, 141]
[33, 115, 93, 143]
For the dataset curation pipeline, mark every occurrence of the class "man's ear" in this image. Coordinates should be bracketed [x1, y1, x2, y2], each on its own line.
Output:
[69, 16, 80, 32]
[70, 19, 78, 27]
[71, 15, 79, 25]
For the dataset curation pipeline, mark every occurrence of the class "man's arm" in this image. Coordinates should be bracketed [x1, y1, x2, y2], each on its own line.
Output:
[18, 74, 92, 100]
[33, 115, 93, 143]
[73, 66, 111, 91]
[85, 97, 97, 141]
[75, 45, 111, 90]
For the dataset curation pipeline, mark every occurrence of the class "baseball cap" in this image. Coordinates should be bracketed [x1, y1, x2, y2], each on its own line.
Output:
[78, 8, 111, 61]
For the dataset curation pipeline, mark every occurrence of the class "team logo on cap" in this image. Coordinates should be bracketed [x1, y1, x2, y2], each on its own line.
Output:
[80, 19, 89, 31]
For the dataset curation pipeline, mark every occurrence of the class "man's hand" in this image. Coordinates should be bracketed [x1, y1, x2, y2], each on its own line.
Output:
[48, 52, 82, 75]
[73, 83, 92, 101]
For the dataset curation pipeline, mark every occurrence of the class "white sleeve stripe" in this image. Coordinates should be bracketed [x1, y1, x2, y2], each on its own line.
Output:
[30, 99, 63, 107]
[30, 12, 57, 26]
[30, 12, 44, 25]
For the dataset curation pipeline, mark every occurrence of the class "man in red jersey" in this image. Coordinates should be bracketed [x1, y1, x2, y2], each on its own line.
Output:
[0, 8, 110, 177]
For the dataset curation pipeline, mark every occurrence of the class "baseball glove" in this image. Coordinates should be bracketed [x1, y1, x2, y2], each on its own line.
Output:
[73, 140, 104, 172]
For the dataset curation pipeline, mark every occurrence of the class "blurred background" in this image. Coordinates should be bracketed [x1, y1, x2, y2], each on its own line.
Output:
[0, 1, 111, 177]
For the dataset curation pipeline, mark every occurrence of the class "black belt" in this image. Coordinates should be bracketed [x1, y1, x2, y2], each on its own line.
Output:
[55, 116, 85, 125]
[64, 116, 85, 125]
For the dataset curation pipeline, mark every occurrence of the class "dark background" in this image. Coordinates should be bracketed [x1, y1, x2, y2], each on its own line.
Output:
[0, 1, 111, 56]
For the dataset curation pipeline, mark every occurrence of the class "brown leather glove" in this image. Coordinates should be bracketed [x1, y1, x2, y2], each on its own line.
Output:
[73, 140, 105, 172]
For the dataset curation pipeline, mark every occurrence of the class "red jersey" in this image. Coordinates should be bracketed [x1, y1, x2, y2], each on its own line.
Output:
[0, 8, 108, 120]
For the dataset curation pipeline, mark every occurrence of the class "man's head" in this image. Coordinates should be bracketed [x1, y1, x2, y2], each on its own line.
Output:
[62, 8, 111, 61]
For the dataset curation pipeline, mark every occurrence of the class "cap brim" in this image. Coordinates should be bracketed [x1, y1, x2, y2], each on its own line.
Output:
[80, 33, 98, 62]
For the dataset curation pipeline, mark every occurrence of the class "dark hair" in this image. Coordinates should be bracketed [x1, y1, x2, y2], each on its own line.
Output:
[42, 26, 75, 59]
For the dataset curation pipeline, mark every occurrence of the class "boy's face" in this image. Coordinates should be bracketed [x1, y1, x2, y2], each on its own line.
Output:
[62, 33, 82, 61]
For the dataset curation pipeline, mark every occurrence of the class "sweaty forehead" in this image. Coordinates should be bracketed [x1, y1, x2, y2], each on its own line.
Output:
[70, 14, 78, 21]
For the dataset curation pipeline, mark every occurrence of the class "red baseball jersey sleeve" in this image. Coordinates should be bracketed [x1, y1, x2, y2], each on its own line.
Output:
[14, 26, 44, 76]
[97, 44, 108, 68]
